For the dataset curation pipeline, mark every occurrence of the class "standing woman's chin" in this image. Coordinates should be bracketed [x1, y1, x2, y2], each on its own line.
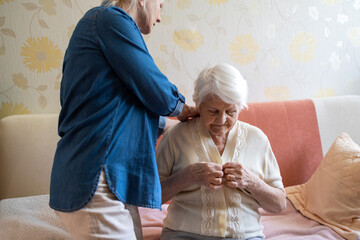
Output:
[140, 25, 151, 35]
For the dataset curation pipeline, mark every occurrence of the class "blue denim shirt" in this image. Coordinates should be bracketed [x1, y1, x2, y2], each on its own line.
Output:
[49, 6, 184, 212]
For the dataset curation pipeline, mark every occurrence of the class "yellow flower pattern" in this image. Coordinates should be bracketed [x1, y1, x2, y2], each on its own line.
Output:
[20, 36, 63, 73]
[0, 0, 13, 4]
[320, 0, 340, 6]
[290, 32, 318, 63]
[314, 88, 336, 98]
[12, 73, 29, 89]
[0, 102, 31, 119]
[0, 0, 358, 116]
[39, 0, 56, 15]
[229, 34, 259, 65]
[160, 15, 172, 25]
[172, 29, 204, 51]
[177, 0, 191, 9]
[347, 27, 360, 48]
[204, 0, 227, 6]
[264, 86, 291, 101]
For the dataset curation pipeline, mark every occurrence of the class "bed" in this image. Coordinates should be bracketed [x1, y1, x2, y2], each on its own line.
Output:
[1, 95, 359, 240]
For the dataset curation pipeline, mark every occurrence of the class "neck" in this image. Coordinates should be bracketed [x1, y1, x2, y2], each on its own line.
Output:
[117, 1, 139, 21]
[210, 133, 228, 155]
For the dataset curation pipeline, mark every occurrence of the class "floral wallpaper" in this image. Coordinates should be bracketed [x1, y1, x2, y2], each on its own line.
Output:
[0, 0, 359, 119]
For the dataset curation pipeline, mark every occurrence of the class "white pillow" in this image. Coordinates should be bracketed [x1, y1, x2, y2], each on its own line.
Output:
[286, 133, 360, 240]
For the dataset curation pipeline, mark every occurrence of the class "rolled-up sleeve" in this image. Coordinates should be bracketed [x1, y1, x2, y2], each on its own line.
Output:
[158, 100, 183, 137]
[169, 100, 184, 117]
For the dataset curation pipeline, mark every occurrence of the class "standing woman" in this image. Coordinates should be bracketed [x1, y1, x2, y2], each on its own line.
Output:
[49, 0, 197, 239]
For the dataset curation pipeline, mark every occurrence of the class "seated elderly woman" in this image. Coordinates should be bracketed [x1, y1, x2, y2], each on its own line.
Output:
[156, 63, 287, 240]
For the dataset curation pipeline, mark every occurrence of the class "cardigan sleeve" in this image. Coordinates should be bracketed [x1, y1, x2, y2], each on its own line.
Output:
[156, 128, 176, 181]
[96, 7, 185, 117]
[264, 140, 284, 189]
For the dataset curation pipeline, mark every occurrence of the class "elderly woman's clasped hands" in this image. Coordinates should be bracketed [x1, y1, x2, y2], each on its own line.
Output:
[186, 161, 257, 191]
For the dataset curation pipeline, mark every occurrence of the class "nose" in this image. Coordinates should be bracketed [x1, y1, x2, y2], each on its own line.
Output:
[217, 112, 227, 124]
[157, 15, 161, 23]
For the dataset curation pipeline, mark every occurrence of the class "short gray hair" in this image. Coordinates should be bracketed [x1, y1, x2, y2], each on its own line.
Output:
[193, 63, 248, 109]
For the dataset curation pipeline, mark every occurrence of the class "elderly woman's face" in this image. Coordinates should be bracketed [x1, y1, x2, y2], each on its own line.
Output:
[198, 94, 241, 137]
[139, 0, 164, 35]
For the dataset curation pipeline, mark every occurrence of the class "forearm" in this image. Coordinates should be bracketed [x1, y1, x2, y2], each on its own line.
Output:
[160, 168, 192, 204]
[246, 179, 286, 213]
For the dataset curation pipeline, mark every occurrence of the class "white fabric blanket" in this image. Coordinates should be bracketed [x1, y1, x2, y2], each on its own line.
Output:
[0, 195, 345, 240]
[0, 195, 71, 240]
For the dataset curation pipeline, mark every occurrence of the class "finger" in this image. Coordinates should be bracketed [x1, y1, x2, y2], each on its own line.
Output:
[213, 170, 224, 178]
[211, 177, 222, 185]
[225, 174, 235, 181]
[223, 162, 242, 169]
[222, 162, 235, 168]
[225, 181, 237, 188]
[223, 168, 237, 175]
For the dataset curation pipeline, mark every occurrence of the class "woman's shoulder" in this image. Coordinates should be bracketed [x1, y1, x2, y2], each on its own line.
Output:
[76, 6, 135, 32]
[90, 6, 141, 45]
[158, 118, 197, 149]
[162, 118, 198, 143]
[167, 118, 198, 136]
[237, 120, 269, 141]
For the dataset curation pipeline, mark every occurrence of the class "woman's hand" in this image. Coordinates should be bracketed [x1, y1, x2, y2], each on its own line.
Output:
[222, 162, 257, 190]
[160, 162, 223, 203]
[177, 104, 199, 122]
[187, 162, 224, 190]
[222, 162, 286, 213]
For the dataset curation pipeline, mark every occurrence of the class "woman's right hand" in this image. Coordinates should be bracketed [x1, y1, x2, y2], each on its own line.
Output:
[160, 162, 223, 203]
[177, 104, 199, 122]
[187, 162, 223, 189]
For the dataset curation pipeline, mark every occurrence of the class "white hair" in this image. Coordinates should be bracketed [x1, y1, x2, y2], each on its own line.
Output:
[193, 63, 248, 110]
[101, 0, 149, 25]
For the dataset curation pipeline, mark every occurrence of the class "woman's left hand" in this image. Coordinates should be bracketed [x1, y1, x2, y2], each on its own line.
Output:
[222, 162, 257, 191]
[222, 162, 287, 214]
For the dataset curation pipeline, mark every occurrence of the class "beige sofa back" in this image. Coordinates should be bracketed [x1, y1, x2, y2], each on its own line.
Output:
[0, 114, 59, 199]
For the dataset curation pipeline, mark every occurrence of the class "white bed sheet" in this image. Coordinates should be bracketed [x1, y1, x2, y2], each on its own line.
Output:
[0, 195, 345, 240]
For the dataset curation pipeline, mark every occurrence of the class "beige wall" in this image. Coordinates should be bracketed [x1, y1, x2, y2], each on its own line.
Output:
[0, 0, 359, 119]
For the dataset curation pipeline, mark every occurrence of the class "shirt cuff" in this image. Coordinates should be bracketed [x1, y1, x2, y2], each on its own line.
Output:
[157, 116, 167, 137]
[169, 99, 184, 117]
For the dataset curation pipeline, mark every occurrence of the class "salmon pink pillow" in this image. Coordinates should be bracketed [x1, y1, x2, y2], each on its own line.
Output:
[286, 133, 360, 240]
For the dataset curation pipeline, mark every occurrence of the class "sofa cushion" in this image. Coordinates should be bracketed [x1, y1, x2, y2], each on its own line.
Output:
[286, 133, 360, 239]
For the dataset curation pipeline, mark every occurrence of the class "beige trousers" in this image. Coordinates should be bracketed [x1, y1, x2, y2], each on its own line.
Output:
[55, 170, 143, 240]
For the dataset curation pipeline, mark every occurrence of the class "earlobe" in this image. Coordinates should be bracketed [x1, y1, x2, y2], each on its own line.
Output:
[138, 0, 144, 7]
